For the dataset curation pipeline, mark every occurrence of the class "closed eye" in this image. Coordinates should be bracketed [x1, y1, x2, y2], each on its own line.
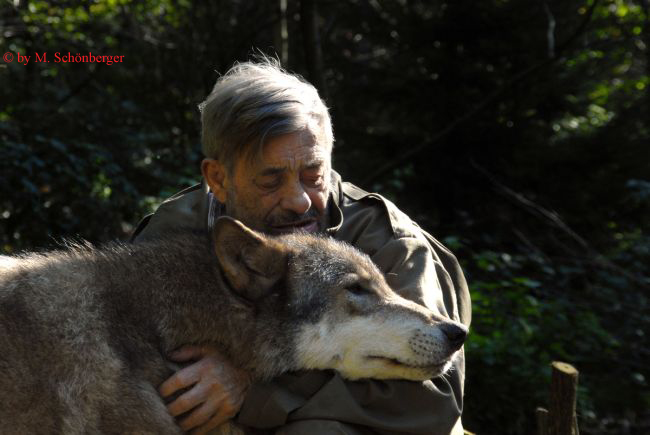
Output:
[255, 176, 282, 190]
[347, 284, 368, 296]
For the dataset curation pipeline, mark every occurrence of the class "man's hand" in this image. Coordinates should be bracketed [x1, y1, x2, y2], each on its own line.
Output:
[159, 344, 251, 434]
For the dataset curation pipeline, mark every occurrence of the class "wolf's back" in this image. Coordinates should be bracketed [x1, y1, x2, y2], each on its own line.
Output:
[0, 241, 190, 434]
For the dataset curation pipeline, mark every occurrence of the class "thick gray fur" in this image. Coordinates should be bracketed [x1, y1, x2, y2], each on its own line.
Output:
[0, 217, 466, 435]
[0, 221, 345, 434]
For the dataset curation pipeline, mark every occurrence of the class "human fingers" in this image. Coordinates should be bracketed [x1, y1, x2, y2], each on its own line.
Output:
[166, 381, 210, 418]
[158, 362, 202, 398]
[168, 344, 207, 362]
[193, 383, 243, 435]
[178, 395, 224, 432]
[192, 398, 239, 435]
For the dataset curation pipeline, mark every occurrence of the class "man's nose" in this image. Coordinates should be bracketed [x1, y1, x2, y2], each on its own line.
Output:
[280, 182, 312, 215]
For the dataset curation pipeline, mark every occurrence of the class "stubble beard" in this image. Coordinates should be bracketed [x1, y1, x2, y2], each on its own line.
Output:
[224, 187, 329, 236]
[223, 187, 267, 234]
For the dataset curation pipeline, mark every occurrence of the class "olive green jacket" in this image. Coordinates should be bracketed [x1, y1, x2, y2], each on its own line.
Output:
[131, 171, 471, 435]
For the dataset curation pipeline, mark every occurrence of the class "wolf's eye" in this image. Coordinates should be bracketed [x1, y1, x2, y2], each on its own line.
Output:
[347, 284, 367, 296]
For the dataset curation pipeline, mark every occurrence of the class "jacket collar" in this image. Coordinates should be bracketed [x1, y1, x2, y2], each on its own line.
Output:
[325, 170, 343, 236]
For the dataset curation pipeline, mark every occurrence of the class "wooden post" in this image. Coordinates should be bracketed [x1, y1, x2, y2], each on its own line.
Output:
[548, 361, 579, 435]
[536, 407, 549, 435]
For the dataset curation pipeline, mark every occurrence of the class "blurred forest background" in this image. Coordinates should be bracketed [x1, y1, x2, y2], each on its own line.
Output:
[1, 0, 648, 433]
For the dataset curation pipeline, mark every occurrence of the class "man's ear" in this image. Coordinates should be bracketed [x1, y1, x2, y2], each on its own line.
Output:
[202, 158, 228, 204]
[213, 217, 288, 301]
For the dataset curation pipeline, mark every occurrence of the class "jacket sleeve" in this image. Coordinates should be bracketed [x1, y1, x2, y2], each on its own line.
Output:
[130, 183, 208, 243]
[236, 235, 470, 435]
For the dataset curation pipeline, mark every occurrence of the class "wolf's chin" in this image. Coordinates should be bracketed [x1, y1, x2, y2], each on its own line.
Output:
[365, 355, 454, 379]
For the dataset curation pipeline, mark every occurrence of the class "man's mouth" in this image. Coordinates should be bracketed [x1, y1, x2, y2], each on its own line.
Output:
[271, 220, 319, 234]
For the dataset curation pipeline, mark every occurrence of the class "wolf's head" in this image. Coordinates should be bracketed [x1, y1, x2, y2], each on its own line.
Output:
[213, 217, 467, 381]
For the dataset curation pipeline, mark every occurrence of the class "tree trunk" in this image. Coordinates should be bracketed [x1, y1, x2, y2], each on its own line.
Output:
[300, 0, 328, 101]
[274, 0, 289, 66]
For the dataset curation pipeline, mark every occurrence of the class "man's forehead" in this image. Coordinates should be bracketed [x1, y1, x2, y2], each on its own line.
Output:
[255, 132, 331, 171]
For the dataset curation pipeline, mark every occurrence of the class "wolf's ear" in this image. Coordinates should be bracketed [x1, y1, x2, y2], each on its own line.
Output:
[213, 217, 288, 301]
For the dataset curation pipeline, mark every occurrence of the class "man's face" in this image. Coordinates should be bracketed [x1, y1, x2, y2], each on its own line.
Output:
[207, 130, 331, 235]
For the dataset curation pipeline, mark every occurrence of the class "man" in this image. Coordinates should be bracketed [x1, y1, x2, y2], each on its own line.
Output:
[131, 59, 471, 435]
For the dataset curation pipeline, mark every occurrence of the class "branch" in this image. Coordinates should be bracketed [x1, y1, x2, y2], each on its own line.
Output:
[471, 159, 650, 290]
[471, 160, 590, 250]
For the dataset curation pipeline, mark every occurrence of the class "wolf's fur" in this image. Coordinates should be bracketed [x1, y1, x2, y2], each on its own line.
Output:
[0, 218, 466, 434]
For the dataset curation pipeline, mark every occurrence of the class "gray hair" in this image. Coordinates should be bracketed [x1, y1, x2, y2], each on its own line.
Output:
[198, 58, 333, 171]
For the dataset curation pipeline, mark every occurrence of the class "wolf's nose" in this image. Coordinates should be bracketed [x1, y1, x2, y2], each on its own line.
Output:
[441, 323, 467, 351]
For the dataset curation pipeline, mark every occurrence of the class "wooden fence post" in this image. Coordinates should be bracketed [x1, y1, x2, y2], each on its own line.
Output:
[536, 407, 549, 435]
[549, 361, 579, 435]
[537, 361, 580, 435]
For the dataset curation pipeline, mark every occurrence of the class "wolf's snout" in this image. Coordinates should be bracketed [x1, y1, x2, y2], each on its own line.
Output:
[440, 322, 467, 351]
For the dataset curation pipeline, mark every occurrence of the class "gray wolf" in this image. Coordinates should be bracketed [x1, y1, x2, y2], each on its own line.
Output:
[0, 217, 466, 434]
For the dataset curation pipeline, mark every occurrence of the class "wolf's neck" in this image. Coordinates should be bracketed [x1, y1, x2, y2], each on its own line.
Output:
[105, 233, 260, 368]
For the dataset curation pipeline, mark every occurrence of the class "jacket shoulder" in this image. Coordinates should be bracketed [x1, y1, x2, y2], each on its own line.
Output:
[339, 181, 470, 326]
[130, 182, 208, 242]
[340, 182, 421, 240]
